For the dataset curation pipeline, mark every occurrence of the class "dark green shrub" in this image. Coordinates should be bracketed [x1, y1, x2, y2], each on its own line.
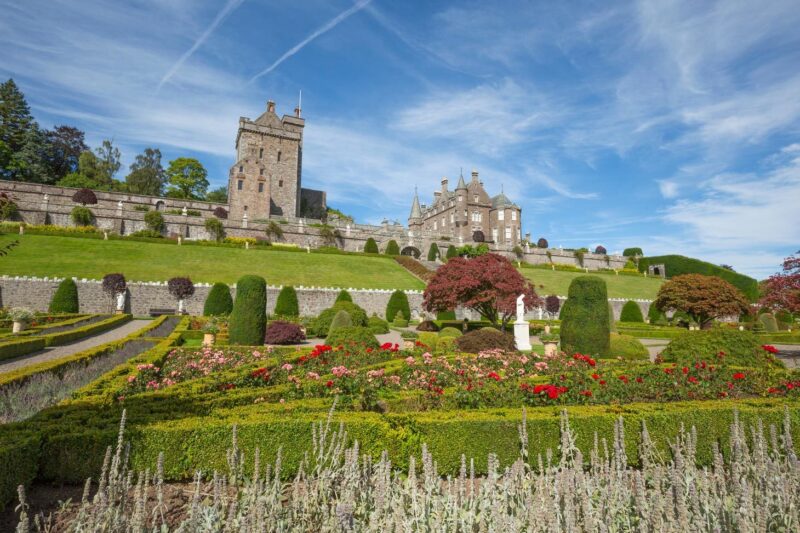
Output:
[312, 302, 368, 336]
[364, 238, 379, 254]
[70, 206, 94, 226]
[367, 315, 389, 334]
[417, 332, 439, 349]
[661, 328, 774, 368]
[264, 321, 305, 345]
[49, 278, 79, 313]
[623, 247, 643, 257]
[437, 309, 456, 320]
[455, 328, 517, 353]
[203, 282, 233, 316]
[393, 312, 409, 327]
[228, 275, 267, 345]
[328, 310, 353, 335]
[427, 243, 440, 261]
[560, 276, 610, 357]
[335, 289, 352, 303]
[384, 240, 400, 255]
[446, 245, 458, 260]
[438, 327, 462, 338]
[274, 286, 299, 317]
[386, 290, 410, 322]
[204, 217, 225, 242]
[637, 255, 759, 301]
[776, 310, 794, 330]
[416, 320, 440, 332]
[608, 333, 648, 360]
[759, 313, 779, 333]
[647, 303, 663, 323]
[144, 211, 165, 234]
[326, 326, 379, 349]
[620, 300, 644, 323]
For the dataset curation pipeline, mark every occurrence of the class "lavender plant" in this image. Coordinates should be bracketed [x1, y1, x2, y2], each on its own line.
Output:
[13, 403, 800, 532]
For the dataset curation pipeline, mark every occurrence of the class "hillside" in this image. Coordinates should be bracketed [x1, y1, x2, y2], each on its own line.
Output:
[0, 234, 425, 290]
[520, 266, 664, 299]
[637, 255, 759, 301]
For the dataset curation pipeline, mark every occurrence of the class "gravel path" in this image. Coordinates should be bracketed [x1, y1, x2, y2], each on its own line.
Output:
[0, 319, 153, 374]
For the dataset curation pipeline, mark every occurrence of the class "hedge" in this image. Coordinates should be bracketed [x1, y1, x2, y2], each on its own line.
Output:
[328, 309, 353, 335]
[661, 329, 769, 368]
[384, 240, 400, 255]
[638, 255, 759, 301]
[335, 289, 352, 303]
[49, 278, 79, 314]
[203, 282, 233, 316]
[274, 286, 300, 317]
[608, 333, 649, 360]
[0, 434, 41, 511]
[228, 275, 267, 345]
[619, 300, 644, 323]
[42, 314, 131, 347]
[0, 336, 47, 362]
[364, 238, 379, 254]
[560, 276, 610, 356]
[386, 290, 410, 322]
[427, 242, 439, 261]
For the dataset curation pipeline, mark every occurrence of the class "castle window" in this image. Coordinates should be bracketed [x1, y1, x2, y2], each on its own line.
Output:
[260, 168, 264, 176]
[458, 195, 463, 202]
[512, 211, 517, 221]
[492, 229, 498, 242]
[474, 195, 478, 202]
[450, 213, 454, 223]
[433, 221, 438, 230]
[259, 148, 263, 159]
[505, 227, 511, 240]
[498, 210, 505, 221]
[237, 180, 243, 191]
[258, 182, 264, 193]
[279, 180, 283, 187]
[277, 151, 282, 162]
[442, 217, 446, 227]
[239, 165, 243, 173]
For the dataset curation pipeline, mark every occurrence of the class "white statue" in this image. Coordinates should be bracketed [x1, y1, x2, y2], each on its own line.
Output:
[516, 294, 526, 322]
[514, 293, 532, 351]
[115, 291, 125, 312]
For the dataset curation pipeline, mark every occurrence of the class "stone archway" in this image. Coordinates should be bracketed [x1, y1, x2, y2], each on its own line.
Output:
[155, 200, 165, 211]
[401, 246, 421, 258]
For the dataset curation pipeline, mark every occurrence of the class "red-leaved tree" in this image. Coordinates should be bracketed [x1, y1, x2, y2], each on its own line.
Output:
[423, 253, 540, 327]
[760, 252, 800, 313]
[654, 273, 750, 328]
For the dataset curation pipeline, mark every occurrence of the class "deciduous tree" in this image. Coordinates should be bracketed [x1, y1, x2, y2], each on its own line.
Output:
[760, 252, 800, 313]
[165, 157, 208, 199]
[654, 274, 750, 328]
[126, 147, 164, 196]
[423, 253, 540, 327]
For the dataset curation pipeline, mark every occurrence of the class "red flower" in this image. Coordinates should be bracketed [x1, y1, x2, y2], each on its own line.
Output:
[599, 380, 606, 386]
[618, 375, 629, 384]
[732, 372, 745, 380]
[664, 368, 673, 375]
[768, 387, 781, 394]
[762, 345, 779, 354]
[591, 373, 600, 380]
[326, 380, 334, 388]
[487, 371, 502, 381]
[636, 377, 643, 383]
[719, 391, 728, 398]
[533, 384, 547, 394]
[682, 367, 689, 374]
[580, 390, 592, 397]
[688, 376, 698, 384]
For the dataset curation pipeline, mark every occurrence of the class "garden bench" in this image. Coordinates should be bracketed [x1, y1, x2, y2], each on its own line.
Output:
[148, 308, 177, 317]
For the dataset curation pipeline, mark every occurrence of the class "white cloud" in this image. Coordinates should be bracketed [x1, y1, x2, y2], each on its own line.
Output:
[658, 180, 679, 199]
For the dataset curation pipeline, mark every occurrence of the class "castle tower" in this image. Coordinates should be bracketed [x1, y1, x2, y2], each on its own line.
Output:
[408, 187, 423, 235]
[228, 99, 305, 221]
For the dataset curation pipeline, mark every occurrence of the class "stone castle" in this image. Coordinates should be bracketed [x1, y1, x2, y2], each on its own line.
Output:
[0, 98, 626, 270]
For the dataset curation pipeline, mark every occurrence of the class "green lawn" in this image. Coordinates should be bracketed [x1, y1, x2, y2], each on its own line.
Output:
[0, 234, 425, 290]
[520, 266, 664, 299]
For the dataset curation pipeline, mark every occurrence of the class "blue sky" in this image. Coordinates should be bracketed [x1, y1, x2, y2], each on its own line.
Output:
[2, 0, 799, 279]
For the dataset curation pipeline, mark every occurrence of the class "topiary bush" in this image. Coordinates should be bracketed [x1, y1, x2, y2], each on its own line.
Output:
[49, 278, 79, 313]
[71, 188, 97, 205]
[455, 328, 517, 354]
[560, 276, 610, 357]
[647, 302, 663, 323]
[264, 321, 305, 345]
[417, 332, 439, 350]
[203, 282, 233, 316]
[537, 238, 549, 248]
[759, 313, 779, 333]
[445, 245, 458, 260]
[386, 290, 410, 322]
[328, 310, 353, 335]
[392, 312, 409, 327]
[416, 320, 440, 332]
[620, 300, 644, 323]
[608, 333, 649, 360]
[70, 206, 94, 226]
[364, 238, 379, 254]
[438, 327, 462, 338]
[228, 275, 267, 345]
[274, 286, 299, 317]
[427, 243, 440, 261]
[437, 310, 456, 320]
[213, 206, 228, 219]
[326, 326, 380, 350]
[312, 302, 368, 337]
[367, 315, 389, 334]
[204, 217, 225, 242]
[384, 240, 400, 255]
[661, 328, 776, 368]
[335, 289, 352, 303]
[144, 211, 165, 234]
[167, 277, 194, 302]
[595, 245, 607, 254]
[623, 247, 643, 257]
[435, 336, 456, 354]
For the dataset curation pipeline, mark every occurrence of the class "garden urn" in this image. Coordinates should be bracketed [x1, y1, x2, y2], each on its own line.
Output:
[543, 340, 558, 357]
[12, 320, 25, 334]
[544, 324, 551, 334]
[203, 333, 216, 347]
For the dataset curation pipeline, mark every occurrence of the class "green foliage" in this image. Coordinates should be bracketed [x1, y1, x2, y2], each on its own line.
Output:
[125, 147, 164, 196]
[393, 312, 409, 327]
[384, 240, 400, 256]
[328, 310, 353, 335]
[164, 157, 209, 200]
[759, 313, 779, 333]
[70, 206, 93, 226]
[437, 310, 456, 320]
[264, 221, 283, 242]
[438, 327, 462, 338]
[228, 275, 267, 345]
[620, 300, 644, 323]
[623, 248, 643, 257]
[661, 329, 770, 368]
[624, 259, 637, 270]
[386, 290, 410, 322]
[417, 332, 439, 349]
[49, 278, 79, 313]
[445, 245, 458, 260]
[0, 337, 47, 362]
[312, 302, 368, 337]
[325, 326, 379, 349]
[638, 255, 759, 301]
[427, 242, 440, 261]
[364, 238, 379, 254]
[647, 303, 664, 323]
[0, 192, 18, 221]
[560, 276, 611, 356]
[144, 210, 165, 234]
[608, 333, 649, 360]
[455, 328, 517, 353]
[367, 315, 389, 334]
[775, 310, 794, 330]
[206, 186, 228, 203]
[204, 217, 225, 242]
[335, 289, 352, 303]
[203, 282, 233, 316]
[273, 286, 299, 317]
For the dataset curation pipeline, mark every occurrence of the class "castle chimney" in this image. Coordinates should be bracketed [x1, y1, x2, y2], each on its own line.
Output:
[471, 169, 479, 181]
[267, 100, 276, 113]
[441, 177, 448, 192]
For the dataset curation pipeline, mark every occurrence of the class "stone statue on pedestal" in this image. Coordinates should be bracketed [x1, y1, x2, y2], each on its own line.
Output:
[514, 294, 532, 351]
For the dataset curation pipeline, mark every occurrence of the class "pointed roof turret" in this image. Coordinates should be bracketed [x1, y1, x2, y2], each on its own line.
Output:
[456, 170, 467, 190]
[409, 187, 422, 219]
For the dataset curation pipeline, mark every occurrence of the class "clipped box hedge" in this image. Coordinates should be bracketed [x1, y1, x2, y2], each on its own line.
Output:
[0, 337, 47, 362]
[43, 314, 131, 347]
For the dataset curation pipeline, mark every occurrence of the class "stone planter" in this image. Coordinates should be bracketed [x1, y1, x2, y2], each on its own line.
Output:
[544, 325, 551, 334]
[12, 321, 26, 334]
[203, 333, 216, 347]
[543, 340, 558, 357]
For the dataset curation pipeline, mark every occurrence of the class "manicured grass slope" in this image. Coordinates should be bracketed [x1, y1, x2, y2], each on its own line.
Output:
[520, 267, 664, 299]
[0, 234, 424, 290]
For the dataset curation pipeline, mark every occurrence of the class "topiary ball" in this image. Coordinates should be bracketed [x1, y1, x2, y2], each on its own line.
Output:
[49, 278, 79, 314]
[438, 327, 462, 338]
[455, 328, 517, 354]
[203, 282, 233, 316]
[265, 321, 305, 345]
[274, 286, 300, 317]
[328, 309, 353, 335]
[326, 326, 380, 350]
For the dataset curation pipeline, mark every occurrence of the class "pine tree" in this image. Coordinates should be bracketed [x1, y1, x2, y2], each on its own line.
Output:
[0, 79, 48, 181]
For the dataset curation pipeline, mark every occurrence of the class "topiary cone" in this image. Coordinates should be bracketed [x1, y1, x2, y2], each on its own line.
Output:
[49, 278, 79, 313]
[228, 275, 267, 345]
[203, 282, 233, 316]
[560, 275, 610, 357]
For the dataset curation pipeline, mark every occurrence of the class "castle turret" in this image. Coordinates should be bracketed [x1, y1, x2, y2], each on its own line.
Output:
[408, 187, 423, 234]
[455, 170, 468, 229]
